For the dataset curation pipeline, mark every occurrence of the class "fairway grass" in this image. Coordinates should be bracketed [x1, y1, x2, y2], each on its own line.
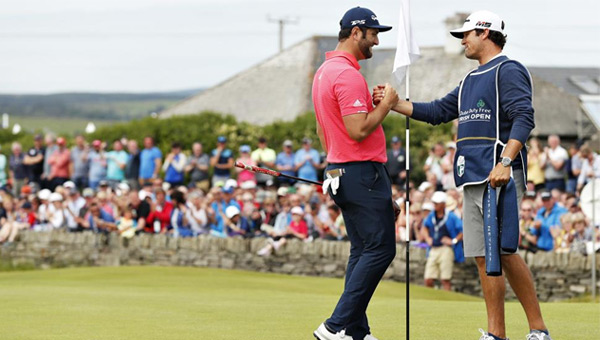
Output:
[0, 267, 597, 339]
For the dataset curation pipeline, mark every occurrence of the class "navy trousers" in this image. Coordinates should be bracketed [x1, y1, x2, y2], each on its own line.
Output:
[325, 162, 396, 339]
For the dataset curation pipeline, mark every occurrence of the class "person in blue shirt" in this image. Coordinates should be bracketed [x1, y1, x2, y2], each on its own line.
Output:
[82, 202, 116, 234]
[87, 140, 107, 190]
[294, 137, 321, 183]
[105, 139, 129, 186]
[210, 186, 241, 237]
[534, 191, 567, 251]
[169, 190, 194, 238]
[376, 10, 551, 340]
[139, 136, 162, 185]
[162, 142, 187, 187]
[210, 136, 234, 186]
[422, 192, 463, 291]
[275, 140, 296, 185]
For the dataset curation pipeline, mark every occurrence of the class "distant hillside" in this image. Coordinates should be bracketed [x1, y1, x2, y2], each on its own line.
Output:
[0, 89, 203, 121]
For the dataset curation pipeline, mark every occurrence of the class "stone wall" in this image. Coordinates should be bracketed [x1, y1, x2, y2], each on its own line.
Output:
[1, 230, 597, 302]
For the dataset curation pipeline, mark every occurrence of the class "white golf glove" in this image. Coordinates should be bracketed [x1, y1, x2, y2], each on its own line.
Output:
[323, 173, 340, 195]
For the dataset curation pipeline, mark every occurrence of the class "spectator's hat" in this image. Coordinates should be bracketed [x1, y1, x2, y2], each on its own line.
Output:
[291, 206, 304, 215]
[56, 137, 66, 146]
[277, 187, 289, 197]
[240, 181, 257, 190]
[446, 141, 457, 149]
[540, 191, 552, 200]
[431, 191, 447, 204]
[283, 140, 293, 147]
[239, 145, 251, 153]
[391, 136, 400, 143]
[446, 196, 458, 211]
[82, 188, 95, 198]
[92, 139, 102, 147]
[302, 137, 312, 144]
[63, 181, 76, 189]
[422, 202, 434, 211]
[99, 180, 109, 187]
[265, 179, 275, 187]
[118, 182, 130, 192]
[49, 193, 63, 202]
[225, 179, 238, 189]
[217, 136, 227, 143]
[22, 201, 32, 209]
[20, 185, 32, 195]
[525, 190, 537, 199]
[138, 190, 151, 201]
[418, 182, 432, 192]
[449, 10, 505, 38]
[340, 7, 392, 32]
[225, 206, 240, 219]
[38, 189, 51, 200]
[162, 182, 171, 192]
[222, 186, 234, 194]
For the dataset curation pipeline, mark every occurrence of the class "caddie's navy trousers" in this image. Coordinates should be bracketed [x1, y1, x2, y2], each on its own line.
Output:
[324, 161, 396, 340]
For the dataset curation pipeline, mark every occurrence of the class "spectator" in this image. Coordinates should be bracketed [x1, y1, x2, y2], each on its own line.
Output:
[519, 200, 538, 253]
[146, 189, 172, 234]
[210, 136, 234, 186]
[257, 206, 307, 255]
[9, 142, 27, 197]
[186, 191, 209, 235]
[116, 207, 137, 239]
[70, 134, 89, 189]
[81, 201, 116, 234]
[441, 142, 456, 190]
[275, 140, 296, 185]
[46, 193, 66, 229]
[422, 191, 463, 291]
[88, 140, 107, 190]
[48, 137, 71, 190]
[64, 186, 86, 232]
[185, 142, 210, 192]
[385, 136, 407, 187]
[424, 142, 445, 190]
[251, 137, 276, 186]
[570, 212, 592, 255]
[128, 191, 150, 233]
[223, 205, 251, 237]
[0, 145, 6, 187]
[541, 134, 568, 191]
[42, 134, 58, 189]
[566, 142, 583, 194]
[236, 145, 256, 186]
[24, 135, 45, 187]
[527, 138, 545, 191]
[139, 136, 162, 185]
[106, 139, 129, 187]
[170, 190, 194, 237]
[555, 213, 574, 253]
[0, 198, 31, 244]
[534, 191, 567, 251]
[294, 137, 321, 183]
[577, 145, 600, 191]
[125, 139, 141, 191]
[162, 142, 186, 187]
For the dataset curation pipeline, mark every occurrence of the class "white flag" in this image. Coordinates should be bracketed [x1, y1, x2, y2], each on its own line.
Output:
[392, 0, 420, 86]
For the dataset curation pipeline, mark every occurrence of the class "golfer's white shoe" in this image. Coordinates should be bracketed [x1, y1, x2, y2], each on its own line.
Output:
[313, 323, 350, 340]
[364, 334, 379, 340]
[479, 328, 509, 340]
[526, 331, 552, 340]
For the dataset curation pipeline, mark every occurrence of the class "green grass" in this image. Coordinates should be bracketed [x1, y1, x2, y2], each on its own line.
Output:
[10, 116, 117, 134]
[0, 267, 597, 339]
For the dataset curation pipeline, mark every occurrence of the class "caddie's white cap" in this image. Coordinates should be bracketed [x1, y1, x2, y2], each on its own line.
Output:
[450, 10, 505, 38]
[431, 191, 448, 204]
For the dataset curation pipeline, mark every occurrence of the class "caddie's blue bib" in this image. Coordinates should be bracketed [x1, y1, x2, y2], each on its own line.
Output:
[453, 56, 528, 187]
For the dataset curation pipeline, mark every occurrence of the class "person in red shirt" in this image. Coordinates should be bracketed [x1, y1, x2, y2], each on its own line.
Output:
[145, 189, 173, 233]
[48, 137, 71, 190]
[311, 7, 399, 340]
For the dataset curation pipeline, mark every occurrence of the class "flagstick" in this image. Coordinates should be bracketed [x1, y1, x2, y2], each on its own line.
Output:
[404, 67, 411, 340]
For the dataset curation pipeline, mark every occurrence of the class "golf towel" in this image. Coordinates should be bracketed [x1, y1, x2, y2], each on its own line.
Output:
[482, 178, 519, 276]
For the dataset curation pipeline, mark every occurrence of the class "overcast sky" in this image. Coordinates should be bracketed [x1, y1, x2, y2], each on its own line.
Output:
[0, 0, 598, 94]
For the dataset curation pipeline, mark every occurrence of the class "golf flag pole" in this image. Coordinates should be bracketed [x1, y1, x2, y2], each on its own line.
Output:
[392, 1, 420, 339]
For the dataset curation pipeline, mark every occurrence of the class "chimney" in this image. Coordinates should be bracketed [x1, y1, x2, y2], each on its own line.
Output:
[444, 12, 469, 55]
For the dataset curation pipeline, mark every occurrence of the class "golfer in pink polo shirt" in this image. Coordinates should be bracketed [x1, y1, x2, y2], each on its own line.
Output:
[311, 7, 399, 340]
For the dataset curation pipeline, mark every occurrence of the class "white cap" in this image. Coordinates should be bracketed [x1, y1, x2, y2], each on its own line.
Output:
[446, 141, 457, 149]
[422, 202, 434, 211]
[139, 190, 151, 201]
[49, 192, 63, 202]
[118, 182, 130, 192]
[225, 179, 238, 189]
[431, 191, 447, 204]
[418, 182, 432, 192]
[291, 206, 304, 215]
[450, 10, 504, 38]
[63, 181, 76, 189]
[38, 189, 52, 200]
[225, 205, 240, 219]
[240, 181, 257, 190]
[277, 187, 289, 197]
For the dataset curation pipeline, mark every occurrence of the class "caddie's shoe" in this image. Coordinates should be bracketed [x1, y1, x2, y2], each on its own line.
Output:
[314, 323, 350, 340]
[526, 330, 552, 340]
[364, 334, 379, 340]
[479, 329, 509, 340]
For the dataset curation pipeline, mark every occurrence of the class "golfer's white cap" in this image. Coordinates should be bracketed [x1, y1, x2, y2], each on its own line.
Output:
[450, 10, 504, 38]
[431, 191, 447, 204]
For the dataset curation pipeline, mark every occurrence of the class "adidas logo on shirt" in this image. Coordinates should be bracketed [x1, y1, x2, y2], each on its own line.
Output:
[353, 99, 364, 107]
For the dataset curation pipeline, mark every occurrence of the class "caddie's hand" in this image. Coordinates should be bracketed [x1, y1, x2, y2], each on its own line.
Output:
[381, 83, 399, 109]
[372, 84, 386, 105]
[488, 162, 511, 188]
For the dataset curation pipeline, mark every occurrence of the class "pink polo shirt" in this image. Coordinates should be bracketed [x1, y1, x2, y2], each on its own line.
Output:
[312, 51, 387, 164]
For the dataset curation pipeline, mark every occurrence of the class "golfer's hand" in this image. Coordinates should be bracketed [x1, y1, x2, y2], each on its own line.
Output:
[372, 84, 385, 105]
[488, 163, 511, 188]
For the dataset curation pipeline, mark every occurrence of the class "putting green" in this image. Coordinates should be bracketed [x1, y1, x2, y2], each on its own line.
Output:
[0, 267, 597, 339]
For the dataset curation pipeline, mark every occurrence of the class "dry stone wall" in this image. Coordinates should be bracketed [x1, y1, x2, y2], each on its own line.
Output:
[1, 230, 597, 302]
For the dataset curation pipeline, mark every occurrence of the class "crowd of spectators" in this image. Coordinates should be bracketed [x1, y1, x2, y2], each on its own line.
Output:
[0, 132, 598, 262]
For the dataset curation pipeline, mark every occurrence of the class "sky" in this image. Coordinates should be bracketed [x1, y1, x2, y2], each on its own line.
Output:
[0, 0, 598, 94]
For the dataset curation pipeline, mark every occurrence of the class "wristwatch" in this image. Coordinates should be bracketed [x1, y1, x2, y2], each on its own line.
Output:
[500, 156, 512, 167]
